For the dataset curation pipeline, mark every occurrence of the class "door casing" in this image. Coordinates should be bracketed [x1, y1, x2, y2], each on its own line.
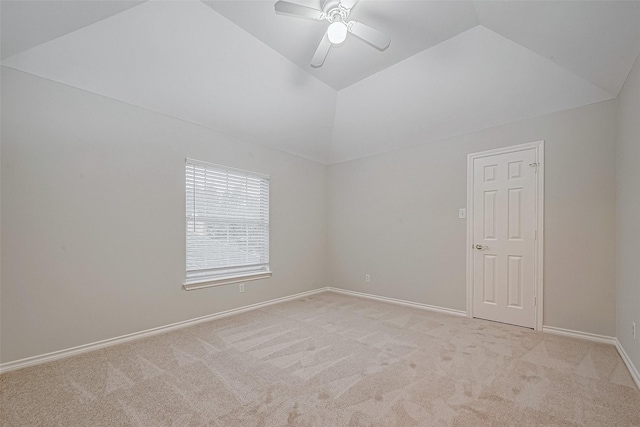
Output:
[466, 141, 544, 331]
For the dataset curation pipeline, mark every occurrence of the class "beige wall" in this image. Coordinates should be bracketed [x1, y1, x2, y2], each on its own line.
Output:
[0, 65, 626, 364]
[616, 54, 640, 372]
[328, 100, 617, 336]
[0, 68, 328, 363]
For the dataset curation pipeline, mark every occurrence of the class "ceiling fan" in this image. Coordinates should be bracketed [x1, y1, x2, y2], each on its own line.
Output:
[274, 0, 391, 67]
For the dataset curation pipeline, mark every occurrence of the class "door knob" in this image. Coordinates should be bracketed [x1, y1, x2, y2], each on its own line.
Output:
[475, 244, 488, 250]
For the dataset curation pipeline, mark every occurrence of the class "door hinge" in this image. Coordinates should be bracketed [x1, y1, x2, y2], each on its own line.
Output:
[534, 296, 537, 306]
[534, 229, 537, 240]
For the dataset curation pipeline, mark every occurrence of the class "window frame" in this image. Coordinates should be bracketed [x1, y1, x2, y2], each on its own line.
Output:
[183, 158, 272, 291]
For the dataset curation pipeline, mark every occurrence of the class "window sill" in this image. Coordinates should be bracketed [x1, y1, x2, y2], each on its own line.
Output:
[183, 271, 272, 291]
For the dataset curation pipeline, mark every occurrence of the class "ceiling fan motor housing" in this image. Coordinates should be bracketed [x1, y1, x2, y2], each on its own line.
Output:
[322, 0, 349, 22]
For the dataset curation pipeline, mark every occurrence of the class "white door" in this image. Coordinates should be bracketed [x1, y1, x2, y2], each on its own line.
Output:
[471, 146, 539, 328]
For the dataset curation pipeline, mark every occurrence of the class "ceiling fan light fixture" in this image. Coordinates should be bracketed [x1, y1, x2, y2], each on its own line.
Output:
[327, 21, 347, 45]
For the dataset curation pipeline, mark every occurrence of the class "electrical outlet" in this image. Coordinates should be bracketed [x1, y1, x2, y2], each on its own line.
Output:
[365, 274, 371, 283]
[633, 322, 636, 339]
[239, 283, 245, 293]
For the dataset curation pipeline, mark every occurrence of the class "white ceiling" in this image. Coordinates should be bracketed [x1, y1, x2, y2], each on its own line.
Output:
[204, 0, 481, 91]
[2, 0, 639, 164]
[0, 0, 146, 59]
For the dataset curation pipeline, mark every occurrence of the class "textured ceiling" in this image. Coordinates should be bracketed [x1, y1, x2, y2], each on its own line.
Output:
[2, 0, 639, 164]
[204, 0, 481, 91]
[0, 0, 146, 59]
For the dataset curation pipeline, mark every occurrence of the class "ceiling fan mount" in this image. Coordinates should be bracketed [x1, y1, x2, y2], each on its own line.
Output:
[274, 0, 391, 67]
[321, 0, 349, 22]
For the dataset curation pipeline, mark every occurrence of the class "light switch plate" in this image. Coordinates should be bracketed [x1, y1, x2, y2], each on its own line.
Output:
[458, 208, 467, 219]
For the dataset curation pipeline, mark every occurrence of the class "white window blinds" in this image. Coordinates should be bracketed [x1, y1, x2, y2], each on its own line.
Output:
[185, 159, 270, 287]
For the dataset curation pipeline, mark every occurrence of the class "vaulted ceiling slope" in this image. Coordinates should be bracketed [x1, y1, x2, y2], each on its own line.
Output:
[2, 1, 639, 164]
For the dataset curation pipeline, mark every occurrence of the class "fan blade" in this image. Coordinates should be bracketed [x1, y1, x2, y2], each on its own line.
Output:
[340, 0, 358, 10]
[347, 21, 391, 50]
[274, 1, 324, 20]
[311, 32, 332, 67]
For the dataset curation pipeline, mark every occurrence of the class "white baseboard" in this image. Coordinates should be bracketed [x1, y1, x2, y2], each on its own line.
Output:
[326, 287, 467, 317]
[525, 326, 640, 390]
[615, 338, 640, 390]
[0, 287, 327, 374]
[542, 325, 617, 345]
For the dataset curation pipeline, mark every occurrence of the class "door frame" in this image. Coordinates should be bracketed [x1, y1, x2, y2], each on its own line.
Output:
[465, 140, 545, 331]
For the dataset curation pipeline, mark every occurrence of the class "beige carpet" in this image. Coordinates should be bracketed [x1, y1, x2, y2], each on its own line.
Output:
[1, 292, 639, 426]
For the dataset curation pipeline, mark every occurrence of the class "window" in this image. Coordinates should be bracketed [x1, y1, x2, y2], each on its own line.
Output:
[184, 159, 271, 290]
